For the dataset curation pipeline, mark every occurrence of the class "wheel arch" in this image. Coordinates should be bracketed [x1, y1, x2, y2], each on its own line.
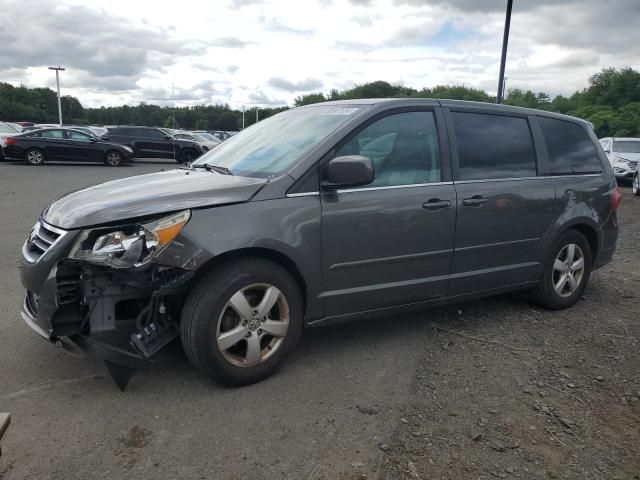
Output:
[190, 247, 308, 312]
[544, 218, 599, 265]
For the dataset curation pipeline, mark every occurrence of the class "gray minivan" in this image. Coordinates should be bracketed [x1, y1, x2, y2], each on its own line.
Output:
[19, 99, 620, 389]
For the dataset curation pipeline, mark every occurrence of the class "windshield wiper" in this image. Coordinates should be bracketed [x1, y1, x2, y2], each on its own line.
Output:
[192, 164, 233, 175]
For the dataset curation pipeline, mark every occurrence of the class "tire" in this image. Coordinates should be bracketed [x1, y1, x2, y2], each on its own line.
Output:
[104, 150, 123, 167]
[179, 149, 196, 164]
[24, 148, 45, 165]
[532, 230, 592, 310]
[633, 174, 640, 196]
[181, 258, 303, 386]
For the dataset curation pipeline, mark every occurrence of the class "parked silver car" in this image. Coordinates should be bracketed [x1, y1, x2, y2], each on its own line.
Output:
[174, 131, 221, 152]
[599, 137, 640, 182]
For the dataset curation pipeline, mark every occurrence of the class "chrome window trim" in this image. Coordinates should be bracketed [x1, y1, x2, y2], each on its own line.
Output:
[285, 174, 602, 196]
[286, 191, 320, 198]
[337, 181, 453, 194]
[455, 173, 602, 184]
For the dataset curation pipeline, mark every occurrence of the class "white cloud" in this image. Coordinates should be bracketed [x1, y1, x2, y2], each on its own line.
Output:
[1, 0, 638, 108]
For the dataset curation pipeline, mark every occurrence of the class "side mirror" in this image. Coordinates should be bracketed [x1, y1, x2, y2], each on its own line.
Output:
[164, 135, 172, 140]
[90, 137, 97, 143]
[101, 136, 111, 142]
[323, 155, 374, 190]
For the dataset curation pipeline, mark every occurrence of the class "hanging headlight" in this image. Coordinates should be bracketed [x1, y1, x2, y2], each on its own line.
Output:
[68, 210, 191, 269]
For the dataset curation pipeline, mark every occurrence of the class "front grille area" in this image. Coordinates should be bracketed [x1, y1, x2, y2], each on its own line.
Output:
[57, 265, 82, 305]
[22, 221, 67, 263]
[628, 161, 638, 169]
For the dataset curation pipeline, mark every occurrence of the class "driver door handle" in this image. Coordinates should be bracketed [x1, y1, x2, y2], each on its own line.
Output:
[422, 199, 452, 210]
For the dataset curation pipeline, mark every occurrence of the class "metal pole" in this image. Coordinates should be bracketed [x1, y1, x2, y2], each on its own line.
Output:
[242, 106, 245, 129]
[503, 77, 508, 102]
[256, 107, 258, 123]
[496, 0, 513, 104]
[48, 66, 65, 125]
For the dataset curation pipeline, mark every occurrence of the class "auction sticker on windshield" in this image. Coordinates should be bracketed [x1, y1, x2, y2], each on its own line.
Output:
[316, 107, 360, 116]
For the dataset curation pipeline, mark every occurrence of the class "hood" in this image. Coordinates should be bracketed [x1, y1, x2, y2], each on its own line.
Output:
[611, 152, 640, 161]
[43, 169, 267, 229]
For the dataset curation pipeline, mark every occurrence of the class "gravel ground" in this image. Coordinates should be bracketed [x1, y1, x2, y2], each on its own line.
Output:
[0, 160, 638, 479]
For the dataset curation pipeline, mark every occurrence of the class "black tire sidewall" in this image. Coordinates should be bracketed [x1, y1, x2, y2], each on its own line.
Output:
[184, 260, 303, 386]
[25, 148, 44, 165]
[540, 230, 592, 309]
[633, 174, 640, 196]
[105, 150, 122, 166]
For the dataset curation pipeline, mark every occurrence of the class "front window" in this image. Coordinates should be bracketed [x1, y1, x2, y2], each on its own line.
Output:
[191, 105, 363, 178]
[613, 140, 640, 154]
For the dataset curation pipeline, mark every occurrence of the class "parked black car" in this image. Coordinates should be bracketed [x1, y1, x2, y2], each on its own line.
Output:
[19, 99, 619, 390]
[2, 128, 135, 166]
[103, 126, 203, 162]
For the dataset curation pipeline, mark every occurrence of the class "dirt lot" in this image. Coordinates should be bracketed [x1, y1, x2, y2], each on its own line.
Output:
[379, 189, 640, 480]
[0, 161, 638, 479]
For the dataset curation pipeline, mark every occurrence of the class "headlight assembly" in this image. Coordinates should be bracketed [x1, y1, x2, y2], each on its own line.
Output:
[68, 210, 191, 269]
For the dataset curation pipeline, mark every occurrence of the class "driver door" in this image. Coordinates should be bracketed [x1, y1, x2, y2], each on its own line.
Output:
[320, 109, 456, 316]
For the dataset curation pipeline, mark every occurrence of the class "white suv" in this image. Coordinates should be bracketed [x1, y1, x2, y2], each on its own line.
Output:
[600, 137, 640, 184]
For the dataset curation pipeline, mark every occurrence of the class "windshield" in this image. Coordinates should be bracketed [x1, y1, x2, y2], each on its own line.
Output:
[198, 132, 220, 143]
[191, 105, 362, 177]
[613, 139, 640, 154]
[193, 134, 210, 143]
[0, 122, 17, 134]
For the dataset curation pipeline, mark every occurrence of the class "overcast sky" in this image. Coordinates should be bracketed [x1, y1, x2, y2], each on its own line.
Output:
[1, 0, 638, 109]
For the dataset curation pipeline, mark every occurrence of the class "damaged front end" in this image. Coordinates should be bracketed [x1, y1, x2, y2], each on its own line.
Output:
[20, 211, 207, 390]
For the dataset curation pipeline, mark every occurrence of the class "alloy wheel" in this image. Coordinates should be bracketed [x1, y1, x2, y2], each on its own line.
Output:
[26, 149, 43, 165]
[552, 243, 585, 297]
[106, 151, 122, 166]
[633, 175, 640, 195]
[216, 283, 290, 367]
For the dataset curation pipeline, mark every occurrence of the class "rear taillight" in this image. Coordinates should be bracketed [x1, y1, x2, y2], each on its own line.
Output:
[612, 187, 622, 210]
[4, 137, 17, 145]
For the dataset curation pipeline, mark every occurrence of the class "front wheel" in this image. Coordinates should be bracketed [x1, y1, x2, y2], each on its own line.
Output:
[180, 258, 303, 386]
[25, 148, 45, 165]
[532, 230, 592, 310]
[104, 150, 123, 167]
[633, 174, 640, 196]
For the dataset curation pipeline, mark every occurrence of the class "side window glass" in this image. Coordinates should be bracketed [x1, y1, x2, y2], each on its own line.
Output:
[145, 129, 165, 139]
[452, 112, 537, 181]
[335, 111, 440, 188]
[538, 117, 602, 175]
[41, 130, 64, 139]
[175, 134, 190, 140]
[66, 130, 91, 142]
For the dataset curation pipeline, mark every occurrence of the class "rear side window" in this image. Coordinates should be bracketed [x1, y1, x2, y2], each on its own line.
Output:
[538, 117, 602, 174]
[452, 112, 536, 181]
[41, 130, 65, 139]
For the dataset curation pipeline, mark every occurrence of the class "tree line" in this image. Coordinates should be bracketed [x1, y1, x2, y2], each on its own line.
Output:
[1, 67, 639, 138]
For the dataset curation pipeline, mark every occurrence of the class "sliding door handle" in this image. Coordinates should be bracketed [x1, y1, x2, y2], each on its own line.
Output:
[462, 196, 488, 207]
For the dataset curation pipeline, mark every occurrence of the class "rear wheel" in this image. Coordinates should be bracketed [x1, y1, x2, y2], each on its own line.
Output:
[532, 230, 592, 310]
[25, 148, 45, 166]
[181, 258, 303, 386]
[104, 150, 123, 167]
[633, 173, 640, 196]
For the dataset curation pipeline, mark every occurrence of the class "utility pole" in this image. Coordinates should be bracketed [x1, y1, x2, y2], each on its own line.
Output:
[242, 105, 245, 129]
[255, 107, 259, 123]
[496, 0, 513, 104]
[503, 77, 508, 102]
[48, 66, 65, 125]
